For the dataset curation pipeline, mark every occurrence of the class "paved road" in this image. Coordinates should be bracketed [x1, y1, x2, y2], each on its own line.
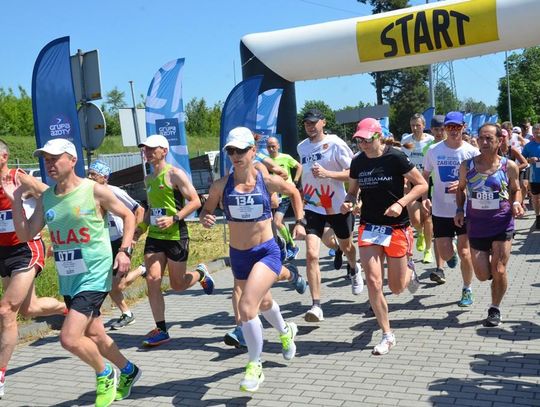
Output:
[4, 216, 540, 406]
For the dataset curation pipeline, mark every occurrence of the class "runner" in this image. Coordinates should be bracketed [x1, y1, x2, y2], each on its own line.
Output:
[344, 118, 427, 355]
[136, 134, 215, 347]
[401, 113, 434, 264]
[0, 140, 66, 400]
[87, 160, 146, 330]
[298, 108, 362, 323]
[9, 138, 141, 406]
[422, 112, 479, 307]
[455, 123, 524, 326]
[200, 126, 305, 392]
[266, 136, 302, 260]
[520, 124, 540, 229]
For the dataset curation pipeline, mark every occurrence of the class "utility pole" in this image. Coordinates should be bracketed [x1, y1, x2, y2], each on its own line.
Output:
[505, 51, 513, 123]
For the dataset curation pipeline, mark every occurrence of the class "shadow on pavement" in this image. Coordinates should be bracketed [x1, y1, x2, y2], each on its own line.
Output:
[469, 351, 540, 377]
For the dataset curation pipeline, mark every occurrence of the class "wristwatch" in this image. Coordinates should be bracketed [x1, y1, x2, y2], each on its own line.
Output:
[172, 214, 180, 223]
[295, 218, 307, 227]
[118, 247, 133, 257]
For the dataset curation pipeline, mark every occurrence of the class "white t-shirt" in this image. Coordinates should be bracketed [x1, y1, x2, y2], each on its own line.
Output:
[401, 133, 434, 170]
[423, 141, 479, 218]
[297, 134, 353, 215]
[107, 185, 140, 241]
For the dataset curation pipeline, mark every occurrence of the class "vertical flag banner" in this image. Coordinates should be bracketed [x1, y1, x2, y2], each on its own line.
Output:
[422, 107, 435, 131]
[471, 113, 487, 135]
[488, 114, 499, 123]
[463, 113, 473, 133]
[378, 117, 390, 137]
[32, 36, 85, 184]
[145, 59, 191, 177]
[256, 88, 283, 135]
[219, 75, 263, 176]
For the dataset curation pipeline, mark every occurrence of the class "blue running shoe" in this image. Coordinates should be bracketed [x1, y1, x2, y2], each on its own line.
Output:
[224, 326, 247, 348]
[458, 288, 474, 307]
[196, 264, 215, 295]
[288, 263, 307, 294]
[328, 248, 336, 257]
[446, 253, 458, 269]
[286, 246, 300, 261]
[142, 328, 171, 347]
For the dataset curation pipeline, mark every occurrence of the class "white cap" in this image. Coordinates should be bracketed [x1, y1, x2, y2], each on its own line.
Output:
[223, 127, 255, 150]
[512, 126, 522, 134]
[33, 138, 77, 158]
[138, 134, 169, 149]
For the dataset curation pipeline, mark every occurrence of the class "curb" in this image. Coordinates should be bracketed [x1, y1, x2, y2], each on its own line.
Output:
[17, 257, 230, 342]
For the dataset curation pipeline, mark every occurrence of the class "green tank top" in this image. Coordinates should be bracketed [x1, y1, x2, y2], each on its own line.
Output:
[146, 164, 188, 240]
[43, 178, 112, 296]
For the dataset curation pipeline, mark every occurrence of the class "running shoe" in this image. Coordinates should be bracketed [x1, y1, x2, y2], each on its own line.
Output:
[422, 249, 433, 264]
[196, 264, 215, 295]
[95, 365, 117, 407]
[224, 326, 247, 348]
[333, 248, 343, 270]
[372, 333, 396, 356]
[328, 248, 336, 257]
[484, 307, 502, 327]
[446, 252, 458, 269]
[288, 263, 307, 294]
[139, 264, 147, 278]
[142, 328, 171, 347]
[458, 288, 474, 307]
[304, 305, 324, 322]
[286, 245, 300, 261]
[429, 268, 446, 284]
[239, 361, 264, 392]
[115, 364, 142, 401]
[350, 263, 364, 295]
[407, 259, 420, 294]
[111, 313, 135, 330]
[279, 322, 298, 360]
[416, 232, 426, 252]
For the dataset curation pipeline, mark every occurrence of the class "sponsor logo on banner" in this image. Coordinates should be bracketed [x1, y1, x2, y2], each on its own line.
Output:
[49, 114, 72, 137]
[156, 118, 180, 144]
[356, 0, 498, 62]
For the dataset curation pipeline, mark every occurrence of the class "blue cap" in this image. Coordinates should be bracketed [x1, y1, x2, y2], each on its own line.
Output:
[89, 160, 111, 178]
[444, 112, 464, 126]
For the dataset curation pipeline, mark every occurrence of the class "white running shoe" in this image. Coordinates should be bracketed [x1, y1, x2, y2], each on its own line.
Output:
[279, 322, 298, 361]
[351, 263, 364, 295]
[372, 333, 396, 355]
[407, 259, 420, 294]
[304, 305, 324, 322]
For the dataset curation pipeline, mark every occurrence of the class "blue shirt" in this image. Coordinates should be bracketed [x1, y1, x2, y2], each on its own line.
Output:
[522, 140, 540, 183]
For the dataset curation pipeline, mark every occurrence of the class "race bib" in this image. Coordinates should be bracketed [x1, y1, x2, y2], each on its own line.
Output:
[226, 193, 264, 220]
[0, 210, 15, 233]
[54, 248, 88, 277]
[108, 218, 121, 241]
[150, 208, 166, 226]
[361, 224, 392, 247]
[444, 185, 456, 204]
[471, 191, 500, 210]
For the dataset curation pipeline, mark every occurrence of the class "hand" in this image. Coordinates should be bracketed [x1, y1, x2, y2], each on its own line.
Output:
[201, 213, 216, 228]
[0, 172, 20, 202]
[113, 252, 131, 274]
[276, 168, 288, 180]
[446, 181, 459, 194]
[316, 185, 335, 210]
[292, 224, 306, 240]
[422, 199, 432, 213]
[311, 163, 328, 179]
[513, 202, 525, 218]
[341, 201, 354, 215]
[155, 216, 173, 229]
[384, 202, 403, 217]
[454, 212, 465, 227]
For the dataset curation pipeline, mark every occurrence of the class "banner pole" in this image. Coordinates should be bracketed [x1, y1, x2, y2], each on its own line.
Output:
[129, 80, 146, 177]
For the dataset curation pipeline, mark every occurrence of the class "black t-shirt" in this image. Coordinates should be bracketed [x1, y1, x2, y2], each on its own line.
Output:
[350, 145, 414, 226]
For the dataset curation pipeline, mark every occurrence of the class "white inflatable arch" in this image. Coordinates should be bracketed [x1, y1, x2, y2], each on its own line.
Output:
[240, 0, 540, 154]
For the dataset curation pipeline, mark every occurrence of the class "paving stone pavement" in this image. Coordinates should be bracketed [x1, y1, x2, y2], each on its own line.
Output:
[3, 216, 540, 406]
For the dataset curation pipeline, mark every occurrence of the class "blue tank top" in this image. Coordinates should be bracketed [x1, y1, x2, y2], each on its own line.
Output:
[465, 156, 514, 237]
[223, 171, 272, 222]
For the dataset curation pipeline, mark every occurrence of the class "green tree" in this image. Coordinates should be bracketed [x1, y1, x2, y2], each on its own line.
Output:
[185, 97, 222, 140]
[296, 100, 337, 140]
[357, 0, 410, 104]
[101, 87, 127, 137]
[497, 47, 540, 124]
[0, 86, 34, 138]
[434, 82, 460, 115]
[460, 98, 497, 116]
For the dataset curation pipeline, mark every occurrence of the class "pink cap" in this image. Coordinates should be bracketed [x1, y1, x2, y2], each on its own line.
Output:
[353, 118, 382, 139]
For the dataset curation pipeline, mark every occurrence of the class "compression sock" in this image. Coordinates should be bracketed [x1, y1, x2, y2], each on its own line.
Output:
[261, 301, 287, 334]
[241, 317, 264, 363]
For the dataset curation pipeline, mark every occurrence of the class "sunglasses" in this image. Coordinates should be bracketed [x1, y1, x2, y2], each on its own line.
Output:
[226, 147, 251, 156]
[445, 124, 463, 131]
[356, 134, 380, 144]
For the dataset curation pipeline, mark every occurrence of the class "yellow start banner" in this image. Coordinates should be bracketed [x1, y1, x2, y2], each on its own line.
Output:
[356, 0, 499, 62]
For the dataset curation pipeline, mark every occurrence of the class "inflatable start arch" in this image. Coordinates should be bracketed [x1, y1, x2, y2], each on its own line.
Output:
[240, 0, 540, 155]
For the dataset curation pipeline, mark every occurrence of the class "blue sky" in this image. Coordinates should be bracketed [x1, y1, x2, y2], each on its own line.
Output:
[0, 0, 508, 111]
